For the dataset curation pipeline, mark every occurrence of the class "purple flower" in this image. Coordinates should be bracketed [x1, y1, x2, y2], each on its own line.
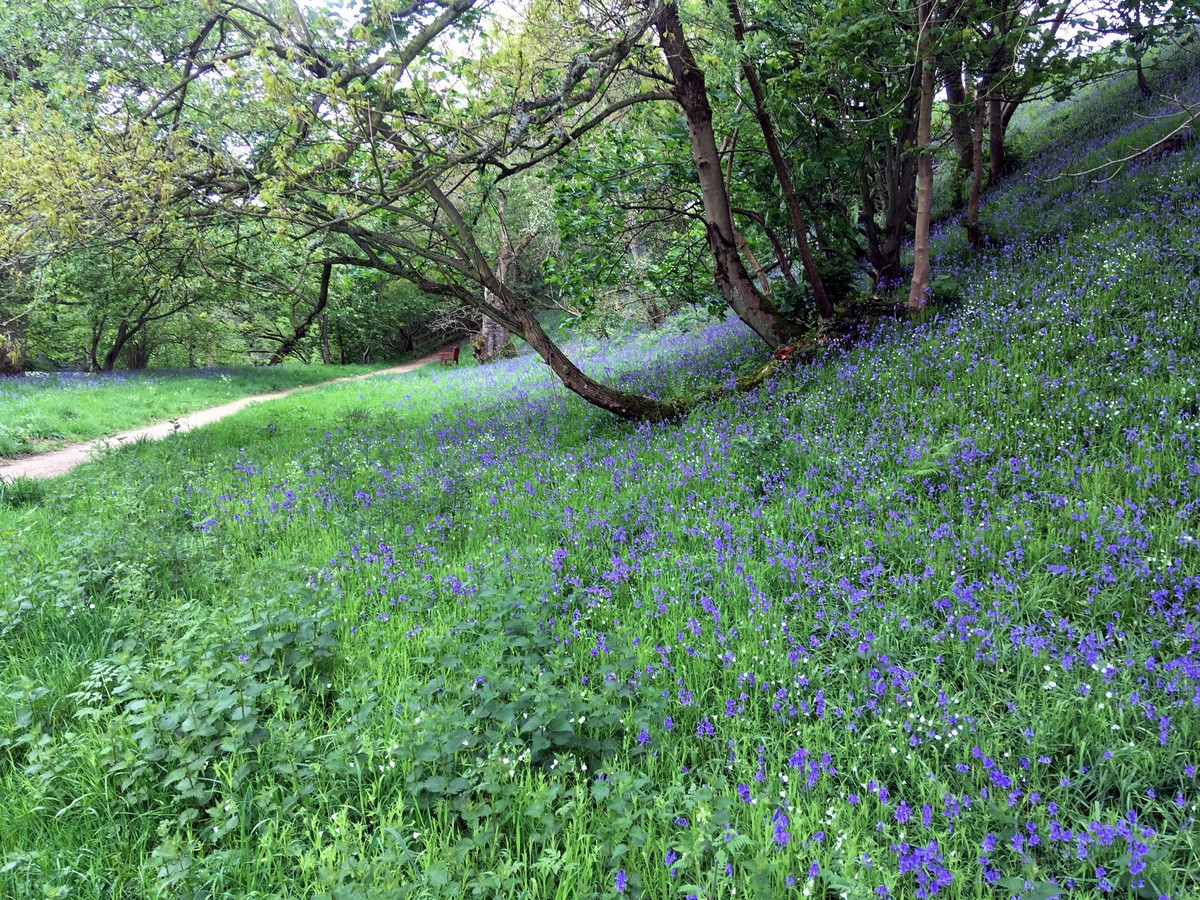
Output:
[615, 869, 626, 893]
[772, 807, 791, 849]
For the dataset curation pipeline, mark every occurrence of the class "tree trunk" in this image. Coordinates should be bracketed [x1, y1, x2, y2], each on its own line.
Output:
[0, 314, 24, 375]
[500, 284, 680, 420]
[96, 319, 133, 372]
[859, 63, 920, 290]
[907, 2, 936, 317]
[984, 32, 1012, 187]
[0, 261, 27, 375]
[881, 146, 918, 286]
[391, 326, 413, 355]
[126, 338, 152, 370]
[734, 229, 772, 297]
[943, 61, 974, 173]
[1136, 58, 1151, 97]
[655, 1, 801, 349]
[424, 181, 683, 421]
[479, 310, 514, 361]
[727, 0, 832, 326]
[645, 296, 665, 327]
[476, 189, 529, 364]
[965, 85, 986, 248]
[988, 94, 1005, 184]
[863, 133, 919, 287]
[319, 311, 331, 364]
[89, 326, 101, 372]
[733, 207, 797, 288]
[858, 174, 883, 287]
[268, 261, 332, 366]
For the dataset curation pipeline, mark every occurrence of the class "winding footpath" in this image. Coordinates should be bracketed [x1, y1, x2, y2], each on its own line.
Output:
[0, 350, 446, 483]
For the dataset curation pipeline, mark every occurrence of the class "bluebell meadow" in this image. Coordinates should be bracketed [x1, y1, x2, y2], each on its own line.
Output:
[0, 61, 1198, 898]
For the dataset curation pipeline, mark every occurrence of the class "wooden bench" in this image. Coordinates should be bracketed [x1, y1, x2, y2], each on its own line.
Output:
[438, 345, 460, 366]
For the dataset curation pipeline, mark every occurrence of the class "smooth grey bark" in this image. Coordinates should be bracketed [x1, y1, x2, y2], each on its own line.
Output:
[965, 86, 986, 248]
[908, 0, 936, 316]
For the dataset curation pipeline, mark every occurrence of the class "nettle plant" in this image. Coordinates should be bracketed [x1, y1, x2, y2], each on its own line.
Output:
[17, 592, 338, 851]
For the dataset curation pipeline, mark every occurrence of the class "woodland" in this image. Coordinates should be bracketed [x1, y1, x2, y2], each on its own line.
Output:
[0, 0, 1187, 408]
[2, 1, 1200, 898]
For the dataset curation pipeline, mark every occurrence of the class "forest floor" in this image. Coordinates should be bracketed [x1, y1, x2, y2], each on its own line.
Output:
[0, 347, 451, 482]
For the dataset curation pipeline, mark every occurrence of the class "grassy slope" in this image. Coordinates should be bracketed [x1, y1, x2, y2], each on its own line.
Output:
[0, 363, 403, 458]
[0, 62, 1198, 898]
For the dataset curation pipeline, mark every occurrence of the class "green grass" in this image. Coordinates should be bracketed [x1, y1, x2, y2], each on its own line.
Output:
[1, 62, 1199, 898]
[0, 363, 405, 458]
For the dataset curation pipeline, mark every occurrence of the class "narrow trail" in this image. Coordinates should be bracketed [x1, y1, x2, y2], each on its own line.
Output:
[0, 349, 450, 483]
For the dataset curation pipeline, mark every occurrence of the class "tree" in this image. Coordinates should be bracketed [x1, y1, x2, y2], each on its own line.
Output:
[27, 232, 214, 371]
[328, 270, 456, 364]
[0, 275, 28, 375]
[725, 0, 834, 327]
[476, 186, 533, 363]
[774, 0, 926, 288]
[543, 108, 715, 331]
[908, 0, 938, 315]
[0, 0, 684, 416]
[1095, 0, 1199, 97]
[655, 1, 804, 349]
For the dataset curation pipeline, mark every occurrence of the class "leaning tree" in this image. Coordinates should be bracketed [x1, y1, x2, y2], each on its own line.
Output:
[6, 0, 706, 416]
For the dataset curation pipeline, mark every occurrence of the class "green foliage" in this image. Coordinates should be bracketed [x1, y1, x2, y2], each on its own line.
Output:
[545, 118, 712, 330]
[775, 252, 864, 326]
[0, 476, 44, 508]
[331, 271, 448, 362]
[927, 272, 967, 309]
[24, 598, 337, 825]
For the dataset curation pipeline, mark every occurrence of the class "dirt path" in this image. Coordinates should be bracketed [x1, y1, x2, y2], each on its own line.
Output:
[0, 350, 449, 483]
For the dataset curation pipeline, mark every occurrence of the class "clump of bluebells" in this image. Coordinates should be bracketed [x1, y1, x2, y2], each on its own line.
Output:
[2, 61, 1200, 898]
